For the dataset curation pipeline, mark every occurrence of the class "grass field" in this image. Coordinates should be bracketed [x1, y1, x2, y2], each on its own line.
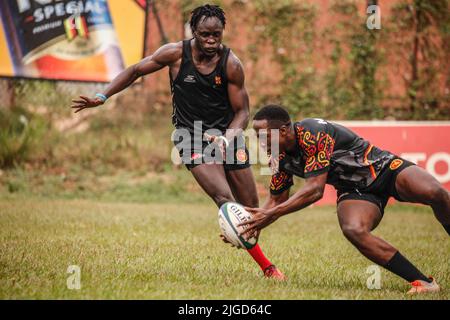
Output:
[0, 199, 449, 300]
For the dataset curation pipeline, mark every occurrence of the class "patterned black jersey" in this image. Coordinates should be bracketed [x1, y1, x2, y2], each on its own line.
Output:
[170, 39, 233, 135]
[270, 119, 395, 195]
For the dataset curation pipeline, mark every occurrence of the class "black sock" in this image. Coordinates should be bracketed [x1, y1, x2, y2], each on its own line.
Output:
[443, 225, 450, 236]
[383, 251, 431, 283]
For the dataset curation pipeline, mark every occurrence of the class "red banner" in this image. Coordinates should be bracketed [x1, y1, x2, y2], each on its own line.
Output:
[317, 122, 450, 205]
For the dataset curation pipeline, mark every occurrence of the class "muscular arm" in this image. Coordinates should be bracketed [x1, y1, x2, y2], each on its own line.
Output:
[240, 173, 327, 239]
[71, 42, 182, 112]
[103, 42, 182, 98]
[262, 190, 290, 210]
[272, 173, 327, 217]
[225, 51, 250, 140]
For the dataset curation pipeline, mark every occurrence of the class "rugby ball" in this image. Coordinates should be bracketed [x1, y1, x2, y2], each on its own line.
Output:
[218, 202, 258, 249]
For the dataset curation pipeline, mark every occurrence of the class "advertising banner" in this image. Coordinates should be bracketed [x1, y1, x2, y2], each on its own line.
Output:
[318, 122, 450, 205]
[0, 0, 147, 82]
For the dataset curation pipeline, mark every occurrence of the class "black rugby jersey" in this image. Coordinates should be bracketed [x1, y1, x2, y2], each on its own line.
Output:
[270, 119, 395, 195]
[170, 39, 233, 135]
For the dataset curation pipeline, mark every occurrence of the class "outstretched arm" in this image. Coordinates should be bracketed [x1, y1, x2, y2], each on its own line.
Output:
[262, 189, 290, 210]
[71, 42, 182, 113]
[269, 173, 327, 216]
[239, 173, 328, 239]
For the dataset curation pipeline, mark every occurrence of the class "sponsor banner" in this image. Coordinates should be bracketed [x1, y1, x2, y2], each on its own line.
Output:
[0, 0, 147, 82]
[317, 122, 450, 205]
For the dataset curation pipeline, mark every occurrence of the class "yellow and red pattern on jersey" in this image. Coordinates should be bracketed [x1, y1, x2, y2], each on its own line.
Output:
[297, 126, 335, 175]
[270, 171, 293, 193]
[269, 152, 293, 193]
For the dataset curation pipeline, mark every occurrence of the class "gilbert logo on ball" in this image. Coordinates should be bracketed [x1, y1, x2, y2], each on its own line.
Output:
[218, 202, 257, 249]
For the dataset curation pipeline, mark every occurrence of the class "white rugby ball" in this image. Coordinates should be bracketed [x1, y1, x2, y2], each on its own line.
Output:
[218, 202, 258, 249]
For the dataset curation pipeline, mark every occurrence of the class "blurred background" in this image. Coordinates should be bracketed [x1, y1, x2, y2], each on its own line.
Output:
[0, 0, 449, 203]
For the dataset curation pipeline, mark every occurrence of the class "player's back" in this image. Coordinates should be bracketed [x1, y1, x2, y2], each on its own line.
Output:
[289, 118, 394, 190]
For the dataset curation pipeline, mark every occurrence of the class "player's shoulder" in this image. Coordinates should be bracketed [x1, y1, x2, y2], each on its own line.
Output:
[296, 118, 330, 131]
[226, 48, 244, 78]
[152, 41, 183, 64]
[161, 41, 184, 56]
[298, 118, 330, 125]
[226, 48, 241, 63]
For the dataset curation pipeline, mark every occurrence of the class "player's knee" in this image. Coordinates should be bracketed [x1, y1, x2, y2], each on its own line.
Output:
[341, 224, 369, 243]
[426, 184, 449, 206]
[213, 193, 234, 208]
[247, 194, 259, 208]
[234, 193, 258, 207]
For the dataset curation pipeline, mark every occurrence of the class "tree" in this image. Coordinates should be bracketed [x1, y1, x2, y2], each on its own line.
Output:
[390, 0, 450, 119]
[323, 0, 383, 119]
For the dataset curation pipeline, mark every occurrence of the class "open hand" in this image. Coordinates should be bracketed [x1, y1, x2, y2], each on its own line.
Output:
[238, 207, 279, 241]
[71, 95, 104, 113]
[204, 133, 228, 158]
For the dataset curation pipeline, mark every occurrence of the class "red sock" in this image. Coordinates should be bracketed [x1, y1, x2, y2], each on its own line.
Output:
[247, 244, 273, 271]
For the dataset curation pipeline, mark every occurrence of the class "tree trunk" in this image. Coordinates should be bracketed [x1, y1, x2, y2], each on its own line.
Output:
[151, 0, 169, 45]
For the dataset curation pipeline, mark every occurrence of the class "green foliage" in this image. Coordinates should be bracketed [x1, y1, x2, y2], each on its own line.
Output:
[252, 0, 320, 117]
[0, 0, 448, 189]
[1, 199, 449, 299]
[325, 0, 384, 120]
[0, 108, 47, 168]
[250, 0, 386, 119]
[389, 0, 450, 119]
[248, 0, 448, 120]
[12, 79, 66, 111]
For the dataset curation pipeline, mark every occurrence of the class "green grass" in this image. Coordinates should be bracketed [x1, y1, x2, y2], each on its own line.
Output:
[0, 199, 448, 300]
[0, 167, 212, 204]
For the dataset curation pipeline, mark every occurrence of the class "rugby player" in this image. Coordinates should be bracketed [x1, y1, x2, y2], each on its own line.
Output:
[71, 5, 284, 279]
[239, 104, 450, 293]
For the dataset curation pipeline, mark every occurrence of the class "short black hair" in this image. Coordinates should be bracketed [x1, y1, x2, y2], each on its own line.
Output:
[190, 4, 226, 33]
[253, 104, 292, 128]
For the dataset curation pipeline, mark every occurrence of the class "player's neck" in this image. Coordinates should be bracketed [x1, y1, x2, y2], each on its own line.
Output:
[284, 128, 298, 155]
[191, 39, 220, 63]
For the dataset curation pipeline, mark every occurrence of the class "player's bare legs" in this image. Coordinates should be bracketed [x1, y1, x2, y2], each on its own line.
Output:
[337, 200, 396, 265]
[190, 164, 234, 207]
[226, 167, 259, 208]
[395, 165, 450, 231]
[190, 164, 283, 279]
[226, 167, 285, 279]
[337, 199, 437, 293]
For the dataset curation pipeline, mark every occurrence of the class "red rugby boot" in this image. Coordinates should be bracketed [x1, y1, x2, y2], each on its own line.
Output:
[407, 277, 440, 295]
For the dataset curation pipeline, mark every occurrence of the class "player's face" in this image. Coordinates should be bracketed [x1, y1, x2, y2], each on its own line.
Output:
[253, 120, 287, 156]
[194, 17, 224, 57]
